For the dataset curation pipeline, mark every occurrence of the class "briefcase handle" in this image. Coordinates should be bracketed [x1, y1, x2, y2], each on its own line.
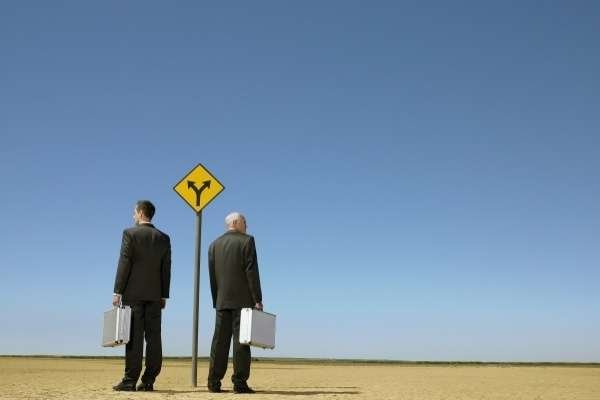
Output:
[113, 296, 124, 309]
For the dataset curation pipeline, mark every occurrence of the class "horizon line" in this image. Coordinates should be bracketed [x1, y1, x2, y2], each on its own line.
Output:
[1, 355, 598, 367]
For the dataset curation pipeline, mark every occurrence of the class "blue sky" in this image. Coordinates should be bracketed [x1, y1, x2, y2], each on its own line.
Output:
[0, 1, 598, 362]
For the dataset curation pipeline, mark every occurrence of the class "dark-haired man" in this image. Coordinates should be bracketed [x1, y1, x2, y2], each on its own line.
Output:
[112, 200, 171, 392]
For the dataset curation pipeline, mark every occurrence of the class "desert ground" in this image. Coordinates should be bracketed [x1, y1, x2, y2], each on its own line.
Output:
[0, 357, 599, 400]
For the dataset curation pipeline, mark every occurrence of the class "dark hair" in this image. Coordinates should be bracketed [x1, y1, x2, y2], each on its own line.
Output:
[136, 200, 156, 220]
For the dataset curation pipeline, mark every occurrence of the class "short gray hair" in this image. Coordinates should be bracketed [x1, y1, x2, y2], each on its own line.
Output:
[225, 212, 245, 226]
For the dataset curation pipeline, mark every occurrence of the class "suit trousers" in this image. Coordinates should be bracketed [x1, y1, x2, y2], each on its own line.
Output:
[123, 301, 162, 385]
[207, 309, 251, 388]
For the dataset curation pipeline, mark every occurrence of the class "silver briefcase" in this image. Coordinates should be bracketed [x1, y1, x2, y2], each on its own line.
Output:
[102, 305, 131, 347]
[239, 308, 276, 349]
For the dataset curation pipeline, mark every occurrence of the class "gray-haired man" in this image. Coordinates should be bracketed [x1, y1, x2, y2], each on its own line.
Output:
[207, 212, 263, 393]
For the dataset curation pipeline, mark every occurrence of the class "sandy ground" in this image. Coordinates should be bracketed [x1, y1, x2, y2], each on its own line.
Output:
[0, 357, 599, 400]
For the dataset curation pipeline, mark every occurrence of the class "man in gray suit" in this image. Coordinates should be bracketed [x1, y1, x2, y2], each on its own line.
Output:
[112, 200, 171, 392]
[207, 212, 263, 394]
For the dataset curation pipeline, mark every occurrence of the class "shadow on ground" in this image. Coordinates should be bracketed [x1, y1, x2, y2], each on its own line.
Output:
[155, 387, 361, 396]
[155, 390, 205, 394]
[258, 389, 360, 395]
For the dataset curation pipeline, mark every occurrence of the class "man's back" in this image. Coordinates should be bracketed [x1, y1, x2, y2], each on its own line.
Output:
[111, 201, 170, 392]
[207, 212, 262, 393]
[208, 231, 262, 310]
[114, 223, 171, 303]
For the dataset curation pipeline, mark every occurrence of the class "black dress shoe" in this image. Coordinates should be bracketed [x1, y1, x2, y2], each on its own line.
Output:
[208, 385, 222, 393]
[137, 383, 154, 391]
[233, 386, 255, 394]
[113, 382, 136, 391]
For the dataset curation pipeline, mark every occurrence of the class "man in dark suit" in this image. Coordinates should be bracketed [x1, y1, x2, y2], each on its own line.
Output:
[207, 212, 263, 394]
[112, 200, 171, 392]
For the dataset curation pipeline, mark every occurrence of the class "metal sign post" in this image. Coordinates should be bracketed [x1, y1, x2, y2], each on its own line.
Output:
[191, 210, 202, 386]
[173, 163, 225, 387]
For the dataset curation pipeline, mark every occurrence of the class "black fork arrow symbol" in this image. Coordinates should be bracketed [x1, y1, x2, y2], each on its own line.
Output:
[187, 180, 211, 207]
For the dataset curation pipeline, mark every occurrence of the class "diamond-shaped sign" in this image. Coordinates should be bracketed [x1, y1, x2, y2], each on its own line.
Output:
[173, 163, 225, 213]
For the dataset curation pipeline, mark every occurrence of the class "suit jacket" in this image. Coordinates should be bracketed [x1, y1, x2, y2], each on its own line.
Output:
[113, 223, 171, 303]
[208, 231, 262, 310]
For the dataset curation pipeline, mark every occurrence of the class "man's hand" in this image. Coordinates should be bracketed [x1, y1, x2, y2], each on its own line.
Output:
[112, 294, 122, 307]
[161, 299, 166, 309]
[255, 302, 263, 311]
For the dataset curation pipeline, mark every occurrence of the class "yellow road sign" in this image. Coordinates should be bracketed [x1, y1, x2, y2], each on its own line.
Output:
[173, 163, 225, 213]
